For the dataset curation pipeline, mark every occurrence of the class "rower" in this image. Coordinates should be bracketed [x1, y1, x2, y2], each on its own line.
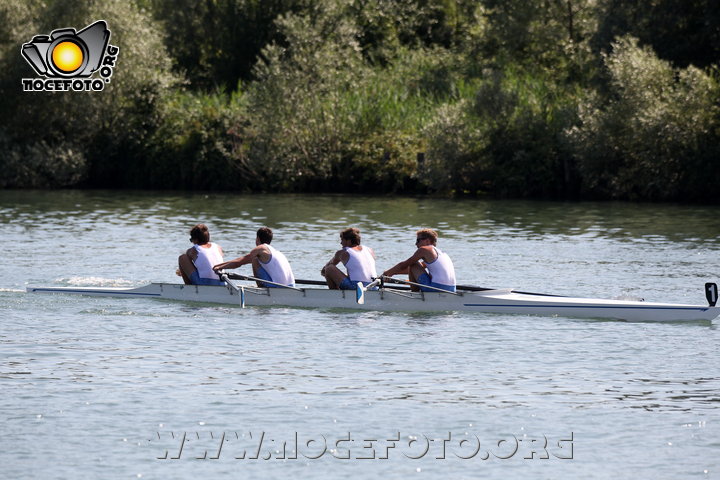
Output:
[212, 227, 295, 288]
[177, 224, 226, 286]
[382, 228, 456, 292]
[321, 227, 377, 290]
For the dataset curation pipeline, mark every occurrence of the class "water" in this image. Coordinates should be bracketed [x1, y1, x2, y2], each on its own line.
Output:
[1, 190, 719, 479]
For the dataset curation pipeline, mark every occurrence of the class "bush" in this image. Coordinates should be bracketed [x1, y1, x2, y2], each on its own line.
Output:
[567, 36, 720, 200]
[237, 3, 448, 191]
[0, 0, 181, 188]
[141, 90, 247, 189]
[424, 68, 579, 197]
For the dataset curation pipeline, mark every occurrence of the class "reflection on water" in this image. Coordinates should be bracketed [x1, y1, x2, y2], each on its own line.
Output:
[2, 190, 719, 244]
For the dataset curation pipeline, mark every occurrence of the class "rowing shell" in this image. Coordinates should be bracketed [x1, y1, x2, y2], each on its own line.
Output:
[26, 283, 719, 322]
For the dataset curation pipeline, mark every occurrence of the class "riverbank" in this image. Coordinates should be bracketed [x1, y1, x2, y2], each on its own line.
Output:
[3, 2, 719, 202]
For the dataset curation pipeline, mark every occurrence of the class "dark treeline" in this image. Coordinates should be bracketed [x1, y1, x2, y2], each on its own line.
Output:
[1, 0, 719, 201]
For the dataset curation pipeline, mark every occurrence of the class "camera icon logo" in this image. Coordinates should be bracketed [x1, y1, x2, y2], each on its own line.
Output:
[22, 20, 110, 77]
[21, 20, 119, 92]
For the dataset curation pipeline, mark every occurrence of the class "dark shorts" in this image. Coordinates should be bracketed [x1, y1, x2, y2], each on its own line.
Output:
[417, 273, 456, 293]
[339, 278, 377, 291]
[190, 271, 226, 286]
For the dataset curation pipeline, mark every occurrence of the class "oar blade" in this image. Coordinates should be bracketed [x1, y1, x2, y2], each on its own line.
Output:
[356, 282, 365, 304]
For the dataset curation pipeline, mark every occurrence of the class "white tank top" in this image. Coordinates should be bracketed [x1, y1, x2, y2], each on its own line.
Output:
[343, 246, 377, 283]
[259, 244, 295, 286]
[193, 243, 223, 280]
[425, 247, 456, 286]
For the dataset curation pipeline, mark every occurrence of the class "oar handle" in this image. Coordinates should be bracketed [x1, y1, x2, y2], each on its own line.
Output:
[219, 272, 237, 290]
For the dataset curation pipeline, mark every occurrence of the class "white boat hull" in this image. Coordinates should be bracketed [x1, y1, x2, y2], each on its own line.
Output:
[26, 283, 719, 322]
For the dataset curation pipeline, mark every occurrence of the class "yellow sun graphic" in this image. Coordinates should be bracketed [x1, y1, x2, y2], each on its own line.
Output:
[51, 41, 83, 73]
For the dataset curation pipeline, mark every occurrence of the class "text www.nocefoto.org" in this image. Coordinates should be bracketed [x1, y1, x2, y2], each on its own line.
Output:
[152, 431, 574, 461]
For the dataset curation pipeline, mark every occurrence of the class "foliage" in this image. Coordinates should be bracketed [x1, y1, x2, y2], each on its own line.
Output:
[567, 36, 720, 200]
[140, 89, 246, 189]
[0, 0, 181, 187]
[472, 0, 600, 81]
[1, 0, 719, 201]
[238, 2, 445, 192]
[238, 2, 365, 190]
[147, 0, 312, 90]
[594, 0, 720, 69]
[424, 67, 580, 197]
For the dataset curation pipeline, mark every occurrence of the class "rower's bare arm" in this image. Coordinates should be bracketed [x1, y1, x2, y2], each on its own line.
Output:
[321, 250, 346, 276]
[383, 264, 410, 276]
[215, 245, 270, 271]
[383, 248, 426, 277]
[214, 258, 242, 271]
[214, 252, 253, 271]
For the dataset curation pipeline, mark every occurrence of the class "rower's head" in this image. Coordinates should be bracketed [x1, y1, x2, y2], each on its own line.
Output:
[189, 224, 211, 245]
[415, 228, 438, 246]
[340, 227, 361, 247]
[256, 227, 273, 245]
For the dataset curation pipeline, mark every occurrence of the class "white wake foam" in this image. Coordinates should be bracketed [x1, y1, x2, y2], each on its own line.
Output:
[58, 276, 136, 288]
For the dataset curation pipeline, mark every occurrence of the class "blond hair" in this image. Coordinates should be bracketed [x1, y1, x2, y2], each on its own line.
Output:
[416, 228, 438, 245]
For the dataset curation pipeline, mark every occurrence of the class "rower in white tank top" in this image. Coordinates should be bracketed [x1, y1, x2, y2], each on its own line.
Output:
[425, 247, 456, 287]
[381, 228, 455, 293]
[193, 243, 224, 281]
[258, 244, 295, 286]
[213, 227, 296, 288]
[343, 246, 377, 283]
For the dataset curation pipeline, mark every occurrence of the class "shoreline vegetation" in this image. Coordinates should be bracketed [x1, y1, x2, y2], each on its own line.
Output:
[1, 0, 719, 202]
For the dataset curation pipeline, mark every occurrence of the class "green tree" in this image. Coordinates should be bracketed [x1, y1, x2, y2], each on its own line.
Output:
[473, 0, 600, 83]
[567, 36, 720, 200]
[148, 0, 313, 90]
[0, 0, 181, 187]
[423, 67, 580, 197]
[594, 0, 720, 69]
[238, 1, 445, 191]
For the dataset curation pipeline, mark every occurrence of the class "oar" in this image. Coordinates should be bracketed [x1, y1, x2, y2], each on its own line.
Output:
[224, 272, 304, 291]
[381, 275, 460, 295]
[294, 278, 328, 286]
[356, 278, 382, 304]
[219, 273, 245, 308]
[290, 276, 494, 293]
[455, 284, 495, 292]
[296, 278, 411, 290]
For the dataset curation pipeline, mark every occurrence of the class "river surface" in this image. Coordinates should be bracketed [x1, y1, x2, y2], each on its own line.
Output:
[1, 190, 719, 479]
